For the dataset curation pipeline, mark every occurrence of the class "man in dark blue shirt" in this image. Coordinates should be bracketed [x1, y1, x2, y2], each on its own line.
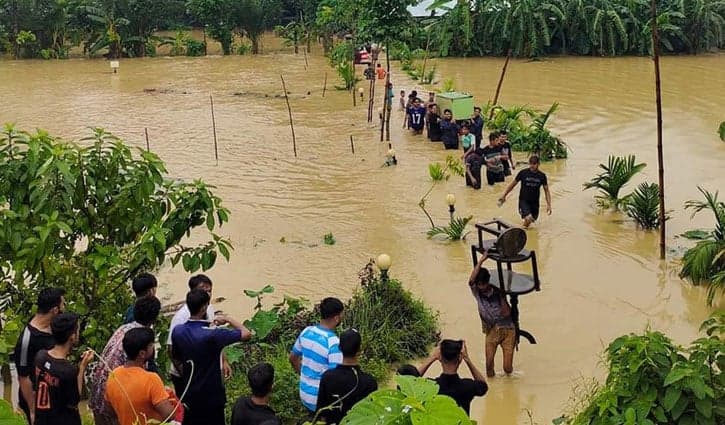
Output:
[470, 107, 484, 149]
[407, 98, 427, 135]
[171, 289, 252, 425]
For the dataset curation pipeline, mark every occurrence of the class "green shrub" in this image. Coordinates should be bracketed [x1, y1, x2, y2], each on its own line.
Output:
[236, 40, 252, 55]
[719, 121, 724, 141]
[560, 315, 725, 425]
[0, 399, 26, 424]
[583, 155, 646, 209]
[185, 39, 206, 56]
[427, 216, 473, 240]
[625, 182, 662, 229]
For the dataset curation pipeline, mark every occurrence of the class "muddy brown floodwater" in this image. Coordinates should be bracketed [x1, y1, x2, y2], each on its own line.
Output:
[1, 52, 724, 424]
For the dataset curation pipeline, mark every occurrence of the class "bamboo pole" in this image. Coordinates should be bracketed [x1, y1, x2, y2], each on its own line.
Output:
[322, 72, 327, 97]
[490, 49, 512, 120]
[350, 135, 355, 154]
[209, 94, 219, 164]
[280, 75, 298, 158]
[651, 0, 666, 260]
[144, 127, 150, 151]
[384, 44, 392, 142]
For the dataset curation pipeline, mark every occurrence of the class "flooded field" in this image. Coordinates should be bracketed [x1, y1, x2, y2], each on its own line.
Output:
[1, 51, 723, 423]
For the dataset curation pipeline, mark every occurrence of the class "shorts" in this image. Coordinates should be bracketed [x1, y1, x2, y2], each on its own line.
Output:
[485, 325, 516, 352]
[486, 170, 505, 185]
[519, 199, 540, 220]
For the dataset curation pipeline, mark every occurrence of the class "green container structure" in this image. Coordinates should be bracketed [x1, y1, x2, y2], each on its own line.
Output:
[436, 92, 474, 121]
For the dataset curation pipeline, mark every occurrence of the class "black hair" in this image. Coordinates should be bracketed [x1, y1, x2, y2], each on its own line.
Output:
[37, 287, 65, 314]
[186, 288, 211, 316]
[376, 63, 381, 67]
[319, 297, 344, 319]
[132, 273, 157, 297]
[397, 364, 420, 377]
[461, 123, 470, 129]
[339, 329, 361, 357]
[51, 313, 78, 345]
[248, 362, 274, 397]
[133, 296, 161, 326]
[122, 327, 155, 361]
[188, 274, 213, 290]
[499, 130, 508, 136]
[440, 339, 463, 363]
[474, 106, 482, 112]
[473, 267, 491, 284]
[443, 109, 452, 114]
[411, 90, 418, 96]
[400, 90, 405, 94]
[489, 131, 499, 141]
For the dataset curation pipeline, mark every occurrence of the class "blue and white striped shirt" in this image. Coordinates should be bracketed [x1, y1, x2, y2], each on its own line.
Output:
[291, 325, 343, 411]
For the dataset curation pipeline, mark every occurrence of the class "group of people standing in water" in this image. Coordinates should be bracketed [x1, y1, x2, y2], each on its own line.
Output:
[401, 90, 552, 228]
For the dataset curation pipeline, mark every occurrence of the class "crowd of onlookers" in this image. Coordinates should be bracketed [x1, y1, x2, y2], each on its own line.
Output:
[13, 254, 522, 425]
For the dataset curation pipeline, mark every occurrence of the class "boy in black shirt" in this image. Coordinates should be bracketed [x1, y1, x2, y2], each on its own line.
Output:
[13, 287, 65, 424]
[418, 339, 488, 416]
[481, 132, 505, 185]
[231, 363, 281, 425]
[498, 130, 515, 176]
[33, 313, 93, 425]
[499, 155, 552, 227]
[316, 329, 378, 424]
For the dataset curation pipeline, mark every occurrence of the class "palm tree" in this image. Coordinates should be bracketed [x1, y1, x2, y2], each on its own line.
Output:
[583, 155, 647, 209]
[680, 187, 725, 305]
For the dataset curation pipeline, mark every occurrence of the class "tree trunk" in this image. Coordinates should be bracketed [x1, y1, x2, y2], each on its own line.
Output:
[252, 36, 260, 55]
[651, 0, 666, 259]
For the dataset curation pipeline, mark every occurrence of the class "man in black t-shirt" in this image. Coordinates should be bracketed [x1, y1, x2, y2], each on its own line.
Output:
[13, 287, 65, 424]
[231, 362, 281, 425]
[497, 130, 515, 176]
[418, 340, 488, 416]
[33, 313, 93, 425]
[481, 132, 505, 185]
[499, 155, 552, 228]
[316, 329, 377, 424]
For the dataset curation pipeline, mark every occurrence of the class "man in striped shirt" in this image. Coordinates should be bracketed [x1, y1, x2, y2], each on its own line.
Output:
[289, 297, 344, 411]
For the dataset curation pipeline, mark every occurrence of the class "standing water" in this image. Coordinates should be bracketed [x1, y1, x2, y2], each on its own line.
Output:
[1, 51, 723, 423]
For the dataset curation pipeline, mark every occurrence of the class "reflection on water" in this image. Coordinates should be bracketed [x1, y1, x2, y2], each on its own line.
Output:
[1, 52, 723, 424]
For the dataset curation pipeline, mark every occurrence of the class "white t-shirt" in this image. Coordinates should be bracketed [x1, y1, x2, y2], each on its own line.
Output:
[166, 304, 218, 344]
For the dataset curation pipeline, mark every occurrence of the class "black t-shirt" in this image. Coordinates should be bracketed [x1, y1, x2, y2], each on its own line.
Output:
[440, 120, 460, 146]
[33, 350, 82, 425]
[481, 145, 504, 173]
[230, 397, 280, 425]
[317, 365, 378, 424]
[427, 113, 441, 140]
[435, 373, 488, 415]
[516, 168, 548, 203]
[13, 323, 55, 413]
[500, 142, 512, 173]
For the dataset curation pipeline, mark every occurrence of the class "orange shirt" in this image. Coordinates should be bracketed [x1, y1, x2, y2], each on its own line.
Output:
[105, 366, 170, 425]
[376, 67, 387, 79]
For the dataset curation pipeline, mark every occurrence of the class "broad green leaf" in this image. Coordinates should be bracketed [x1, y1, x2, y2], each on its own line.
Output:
[396, 375, 439, 403]
[663, 385, 681, 411]
[695, 398, 712, 418]
[664, 367, 689, 386]
[411, 396, 472, 425]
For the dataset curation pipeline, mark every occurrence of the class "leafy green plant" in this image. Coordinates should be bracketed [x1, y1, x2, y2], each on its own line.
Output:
[427, 216, 473, 240]
[0, 399, 26, 425]
[158, 29, 189, 56]
[719, 121, 725, 141]
[335, 61, 361, 91]
[583, 155, 646, 209]
[560, 320, 725, 425]
[185, 38, 206, 56]
[420, 156, 464, 228]
[0, 124, 232, 355]
[339, 375, 473, 425]
[323, 232, 336, 245]
[235, 40, 252, 55]
[625, 182, 663, 229]
[679, 187, 725, 306]
[527, 102, 568, 160]
[441, 77, 456, 92]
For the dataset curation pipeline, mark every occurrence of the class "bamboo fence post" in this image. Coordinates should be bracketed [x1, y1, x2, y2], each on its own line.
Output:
[280, 75, 298, 158]
[350, 135, 355, 154]
[209, 94, 219, 164]
[144, 127, 150, 151]
[490, 49, 512, 120]
[322, 72, 327, 97]
[651, 0, 666, 259]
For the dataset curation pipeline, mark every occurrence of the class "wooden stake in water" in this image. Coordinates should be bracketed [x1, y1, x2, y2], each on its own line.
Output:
[280, 75, 298, 158]
[490, 49, 512, 120]
[651, 0, 666, 260]
[350, 135, 355, 154]
[144, 127, 150, 151]
[322, 73, 327, 98]
[209, 94, 219, 164]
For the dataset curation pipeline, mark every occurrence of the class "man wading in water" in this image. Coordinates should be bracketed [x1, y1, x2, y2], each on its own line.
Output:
[499, 155, 552, 228]
[468, 252, 515, 377]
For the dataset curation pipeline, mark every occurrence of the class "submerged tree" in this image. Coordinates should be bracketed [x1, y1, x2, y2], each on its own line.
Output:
[0, 125, 232, 352]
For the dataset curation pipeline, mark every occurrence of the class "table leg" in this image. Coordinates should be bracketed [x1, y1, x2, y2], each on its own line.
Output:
[510, 295, 536, 347]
